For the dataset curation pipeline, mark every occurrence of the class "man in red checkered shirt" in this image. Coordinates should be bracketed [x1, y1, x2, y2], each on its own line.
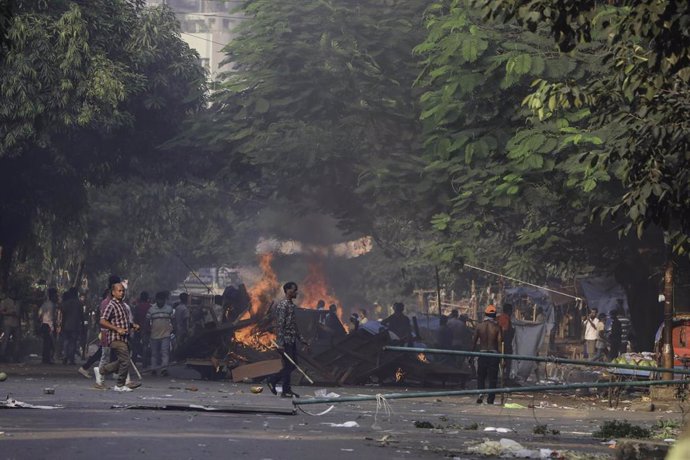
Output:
[100, 283, 139, 392]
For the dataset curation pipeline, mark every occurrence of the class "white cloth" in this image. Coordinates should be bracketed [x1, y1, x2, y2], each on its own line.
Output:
[38, 300, 55, 330]
[583, 317, 601, 341]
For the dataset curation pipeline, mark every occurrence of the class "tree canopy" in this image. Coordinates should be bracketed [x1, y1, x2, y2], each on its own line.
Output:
[0, 1, 206, 287]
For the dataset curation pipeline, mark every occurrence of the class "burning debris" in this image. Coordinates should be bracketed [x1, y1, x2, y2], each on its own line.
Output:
[180, 252, 468, 387]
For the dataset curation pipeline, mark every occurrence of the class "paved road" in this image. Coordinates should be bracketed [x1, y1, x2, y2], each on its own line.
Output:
[0, 361, 681, 459]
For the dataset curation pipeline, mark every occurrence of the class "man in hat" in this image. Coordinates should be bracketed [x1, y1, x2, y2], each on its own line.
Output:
[471, 304, 503, 404]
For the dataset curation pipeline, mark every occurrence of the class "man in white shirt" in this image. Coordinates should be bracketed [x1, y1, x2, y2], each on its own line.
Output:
[582, 308, 601, 360]
[38, 288, 58, 364]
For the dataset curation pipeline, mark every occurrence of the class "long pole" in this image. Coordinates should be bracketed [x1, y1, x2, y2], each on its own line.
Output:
[294, 379, 684, 406]
[434, 265, 442, 318]
[662, 259, 675, 380]
[271, 340, 314, 384]
[384, 346, 684, 377]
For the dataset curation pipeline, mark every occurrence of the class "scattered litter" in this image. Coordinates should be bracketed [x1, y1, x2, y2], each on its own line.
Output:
[503, 403, 526, 409]
[468, 438, 554, 458]
[43, 388, 55, 395]
[340, 448, 354, 452]
[322, 421, 359, 428]
[0, 397, 63, 410]
[484, 427, 513, 433]
[664, 439, 676, 443]
[185, 386, 199, 392]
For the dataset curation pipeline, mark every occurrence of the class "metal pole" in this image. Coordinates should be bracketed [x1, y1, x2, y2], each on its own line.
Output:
[383, 346, 690, 376]
[662, 259, 675, 380]
[294, 379, 685, 406]
[435, 265, 442, 318]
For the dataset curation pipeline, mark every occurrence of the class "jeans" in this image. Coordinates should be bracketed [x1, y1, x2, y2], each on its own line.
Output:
[477, 354, 500, 404]
[40, 324, 54, 363]
[62, 330, 79, 364]
[268, 342, 297, 393]
[150, 336, 171, 369]
[102, 340, 130, 386]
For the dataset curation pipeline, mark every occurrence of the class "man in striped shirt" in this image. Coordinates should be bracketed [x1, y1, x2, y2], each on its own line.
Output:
[100, 283, 139, 392]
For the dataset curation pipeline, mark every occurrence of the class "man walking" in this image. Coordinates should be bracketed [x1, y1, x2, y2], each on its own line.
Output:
[471, 305, 503, 405]
[267, 282, 308, 398]
[147, 291, 174, 376]
[99, 283, 139, 392]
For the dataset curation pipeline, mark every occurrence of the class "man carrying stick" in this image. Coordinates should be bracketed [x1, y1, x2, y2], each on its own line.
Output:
[267, 282, 309, 398]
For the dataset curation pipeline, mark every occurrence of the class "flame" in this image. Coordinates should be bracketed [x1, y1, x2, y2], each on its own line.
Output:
[417, 353, 429, 364]
[234, 253, 280, 350]
[300, 257, 348, 332]
[300, 257, 339, 308]
[395, 367, 405, 382]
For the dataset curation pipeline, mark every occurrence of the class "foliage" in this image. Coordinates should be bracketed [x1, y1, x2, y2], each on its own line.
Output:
[0, 1, 206, 287]
[476, 0, 690, 255]
[84, 180, 254, 294]
[415, 0, 625, 282]
[174, 0, 436, 258]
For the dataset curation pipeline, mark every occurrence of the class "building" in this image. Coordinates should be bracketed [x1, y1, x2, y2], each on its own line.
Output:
[147, 0, 244, 82]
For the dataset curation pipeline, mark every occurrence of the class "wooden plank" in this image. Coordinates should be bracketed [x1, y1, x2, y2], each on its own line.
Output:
[231, 359, 283, 382]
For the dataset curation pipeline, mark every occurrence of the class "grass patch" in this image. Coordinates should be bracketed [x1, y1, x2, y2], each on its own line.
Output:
[592, 420, 651, 439]
[533, 424, 560, 436]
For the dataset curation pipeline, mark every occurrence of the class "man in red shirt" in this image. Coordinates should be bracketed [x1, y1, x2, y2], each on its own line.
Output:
[100, 283, 139, 392]
[497, 303, 514, 379]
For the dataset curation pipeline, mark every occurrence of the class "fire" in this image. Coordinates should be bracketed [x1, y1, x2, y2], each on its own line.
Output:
[299, 257, 339, 308]
[299, 257, 348, 331]
[417, 353, 429, 364]
[234, 253, 280, 350]
[395, 367, 405, 382]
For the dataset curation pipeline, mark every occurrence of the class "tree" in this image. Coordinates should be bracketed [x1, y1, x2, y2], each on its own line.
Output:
[0, 1, 206, 288]
[172, 0, 451, 297]
[477, 0, 690, 255]
[476, 0, 690, 379]
[416, 1, 618, 279]
[177, 0, 430, 232]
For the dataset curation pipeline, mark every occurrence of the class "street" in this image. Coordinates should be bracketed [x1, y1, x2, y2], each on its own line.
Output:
[0, 360, 682, 460]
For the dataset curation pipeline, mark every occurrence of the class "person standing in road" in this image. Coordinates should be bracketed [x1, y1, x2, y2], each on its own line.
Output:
[267, 282, 308, 398]
[0, 286, 21, 362]
[497, 303, 515, 379]
[147, 291, 174, 376]
[133, 291, 152, 367]
[38, 288, 58, 364]
[608, 310, 623, 360]
[582, 308, 601, 360]
[59, 288, 83, 365]
[471, 305, 503, 405]
[174, 293, 190, 347]
[99, 283, 139, 392]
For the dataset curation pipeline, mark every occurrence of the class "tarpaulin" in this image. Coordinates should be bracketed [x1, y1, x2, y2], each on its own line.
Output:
[577, 276, 629, 315]
[511, 319, 546, 381]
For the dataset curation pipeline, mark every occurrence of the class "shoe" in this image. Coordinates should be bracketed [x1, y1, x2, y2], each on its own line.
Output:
[476, 397, 483, 404]
[93, 383, 107, 390]
[126, 381, 141, 389]
[94, 367, 104, 385]
[281, 391, 299, 398]
[160, 369, 168, 377]
[77, 367, 91, 379]
[266, 381, 277, 395]
[113, 385, 133, 392]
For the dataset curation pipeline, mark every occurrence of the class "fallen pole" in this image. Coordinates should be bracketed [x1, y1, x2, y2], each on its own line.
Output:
[294, 378, 686, 406]
[384, 346, 688, 377]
